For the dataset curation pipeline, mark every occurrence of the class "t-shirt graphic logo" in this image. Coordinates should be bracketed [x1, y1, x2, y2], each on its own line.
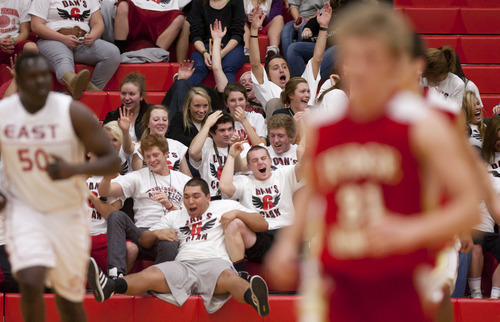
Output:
[210, 163, 223, 180]
[179, 218, 216, 236]
[252, 194, 281, 210]
[167, 159, 180, 171]
[57, 8, 90, 22]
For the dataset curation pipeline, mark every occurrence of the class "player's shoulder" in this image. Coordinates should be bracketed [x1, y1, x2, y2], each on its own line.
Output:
[425, 88, 461, 116]
[387, 90, 430, 124]
[209, 199, 239, 211]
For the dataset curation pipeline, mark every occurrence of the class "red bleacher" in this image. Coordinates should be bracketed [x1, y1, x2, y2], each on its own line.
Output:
[1, 294, 500, 321]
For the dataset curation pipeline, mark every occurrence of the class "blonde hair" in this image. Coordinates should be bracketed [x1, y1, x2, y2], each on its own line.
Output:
[423, 46, 457, 81]
[141, 105, 169, 140]
[182, 87, 212, 131]
[462, 90, 485, 136]
[103, 121, 123, 146]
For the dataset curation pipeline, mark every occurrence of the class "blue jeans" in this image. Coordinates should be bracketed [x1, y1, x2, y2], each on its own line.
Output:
[451, 251, 472, 298]
[287, 43, 337, 82]
[281, 20, 306, 60]
[189, 43, 245, 85]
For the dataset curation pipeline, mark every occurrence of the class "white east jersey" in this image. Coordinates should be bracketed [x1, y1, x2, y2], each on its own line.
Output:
[0, 93, 87, 213]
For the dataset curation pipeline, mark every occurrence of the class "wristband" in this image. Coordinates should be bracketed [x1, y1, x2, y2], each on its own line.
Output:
[319, 27, 328, 31]
[167, 203, 174, 211]
[12, 38, 15, 46]
[201, 49, 208, 55]
[250, 35, 259, 38]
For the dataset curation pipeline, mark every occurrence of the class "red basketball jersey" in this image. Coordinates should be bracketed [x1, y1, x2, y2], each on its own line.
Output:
[311, 91, 436, 278]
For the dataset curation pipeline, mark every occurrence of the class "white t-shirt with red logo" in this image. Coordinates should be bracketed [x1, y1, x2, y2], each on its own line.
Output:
[130, 0, 181, 11]
[86, 175, 124, 236]
[190, 138, 250, 197]
[266, 144, 298, 170]
[149, 200, 254, 262]
[234, 112, 267, 141]
[0, 0, 31, 38]
[230, 165, 303, 230]
[113, 168, 190, 228]
[29, 0, 100, 33]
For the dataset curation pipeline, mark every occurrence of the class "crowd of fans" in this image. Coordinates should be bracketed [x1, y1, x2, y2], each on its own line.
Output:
[0, 0, 499, 307]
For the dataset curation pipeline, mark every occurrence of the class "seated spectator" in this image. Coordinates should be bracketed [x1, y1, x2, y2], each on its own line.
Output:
[468, 118, 500, 299]
[316, 74, 348, 111]
[450, 47, 483, 107]
[103, 120, 135, 175]
[266, 114, 304, 170]
[0, 187, 17, 293]
[113, 0, 185, 55]
[220, 144, 303, 279]
[223, 83, 267, 145]
[104, 73, 151, 142]
[0, 0, 38, 63]
[132, 105, 192, 176]
[189, 111, 249, 198]
[30, 0, 120, 99]
[281, 0, 324, 59]
[462, 90, 485, 150]
[88, 178, 270, 317]
[188, 0, 245, 85]
[86, 152, 138, 273]
[167, 87, 212, 148]
[239, 71, 265, 116]
[421, 46, 465, 105]
[243, 0, 283, 61]
[273, 76, 309, 117]
[249, 3, 330, 114]
[98, 134, 191, 278]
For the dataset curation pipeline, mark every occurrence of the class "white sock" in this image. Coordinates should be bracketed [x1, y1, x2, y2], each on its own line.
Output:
[491, 287, 500, 298]
[468, 277, 481, 291]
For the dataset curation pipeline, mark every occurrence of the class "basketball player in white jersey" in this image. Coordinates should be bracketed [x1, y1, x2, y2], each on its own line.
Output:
[0, 52, 121, 322]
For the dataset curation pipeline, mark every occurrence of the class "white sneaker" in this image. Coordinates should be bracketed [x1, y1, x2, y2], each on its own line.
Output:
[470, 289, 483, 299]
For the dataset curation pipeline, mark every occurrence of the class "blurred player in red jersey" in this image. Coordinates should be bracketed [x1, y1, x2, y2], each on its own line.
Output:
[267, 3, 480, 321]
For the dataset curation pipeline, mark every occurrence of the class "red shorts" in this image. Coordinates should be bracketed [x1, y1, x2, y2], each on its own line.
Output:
[0, 40, 33, 64]
[91, 234, 108, 273]
[326, 273, 432, 322]
[118, 0, 184, 43]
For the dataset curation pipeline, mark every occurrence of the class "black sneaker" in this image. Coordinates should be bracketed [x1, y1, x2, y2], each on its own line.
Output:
[249, 275, 270, 317]
[238, 271, 251, 282]
[88, 257, 115, 302]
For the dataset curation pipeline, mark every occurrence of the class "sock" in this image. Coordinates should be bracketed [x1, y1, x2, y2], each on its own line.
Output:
[243, 288, 252, 305]
[492, 287, 500, 298]
[115, 278, 128, 294]
[233, 259, 246, 273]
[114, 40, 127, 54]
[468, 277, 481, 291]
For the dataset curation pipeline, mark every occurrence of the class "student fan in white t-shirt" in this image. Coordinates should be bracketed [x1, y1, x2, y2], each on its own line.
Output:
[189, 111, 251, 198]
[248, 2, 332, 114]
[88, 178, 271, 317]
[265, 113, 305, 170]
[98, 134, 191, 278]
[220, 143, 303, 279]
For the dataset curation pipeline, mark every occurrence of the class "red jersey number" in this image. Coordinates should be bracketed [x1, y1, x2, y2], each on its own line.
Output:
[18, 148, 49, 171]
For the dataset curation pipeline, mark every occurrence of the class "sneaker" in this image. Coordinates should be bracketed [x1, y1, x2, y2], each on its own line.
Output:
[470, 289, 483, 299]
[249, 275, 270, 317]
[88, 257, 116, 302]
[265, 46, 280, 61]
[238, 271, 251, 282]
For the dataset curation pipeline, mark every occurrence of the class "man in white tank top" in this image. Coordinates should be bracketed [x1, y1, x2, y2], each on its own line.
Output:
[0, 52, 121, 322]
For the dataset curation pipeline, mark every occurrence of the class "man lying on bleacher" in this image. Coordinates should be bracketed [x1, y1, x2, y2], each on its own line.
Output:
[98, 134, 191, 279]
[220, 143, 303, 280]
[88, 178, 270, 317]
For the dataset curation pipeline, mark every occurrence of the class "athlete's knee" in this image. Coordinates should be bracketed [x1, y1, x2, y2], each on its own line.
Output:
[472, 244, 483, 258]
[17, 268, 46, 295]
[116, 1, 129, 17]
[225, 218, 247, 235]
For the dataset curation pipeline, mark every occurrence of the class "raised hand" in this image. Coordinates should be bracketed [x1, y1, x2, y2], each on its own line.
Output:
[233, 106, 247, 122]
[6, 54, 17, 78]
[317, 2, 333, 28]
[178, 60, 195, 80]
[205, 110, 223, 128]
[118, 106, 132, 131]
[210, 19, 227, 41]
[251, 6, 266, 32]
